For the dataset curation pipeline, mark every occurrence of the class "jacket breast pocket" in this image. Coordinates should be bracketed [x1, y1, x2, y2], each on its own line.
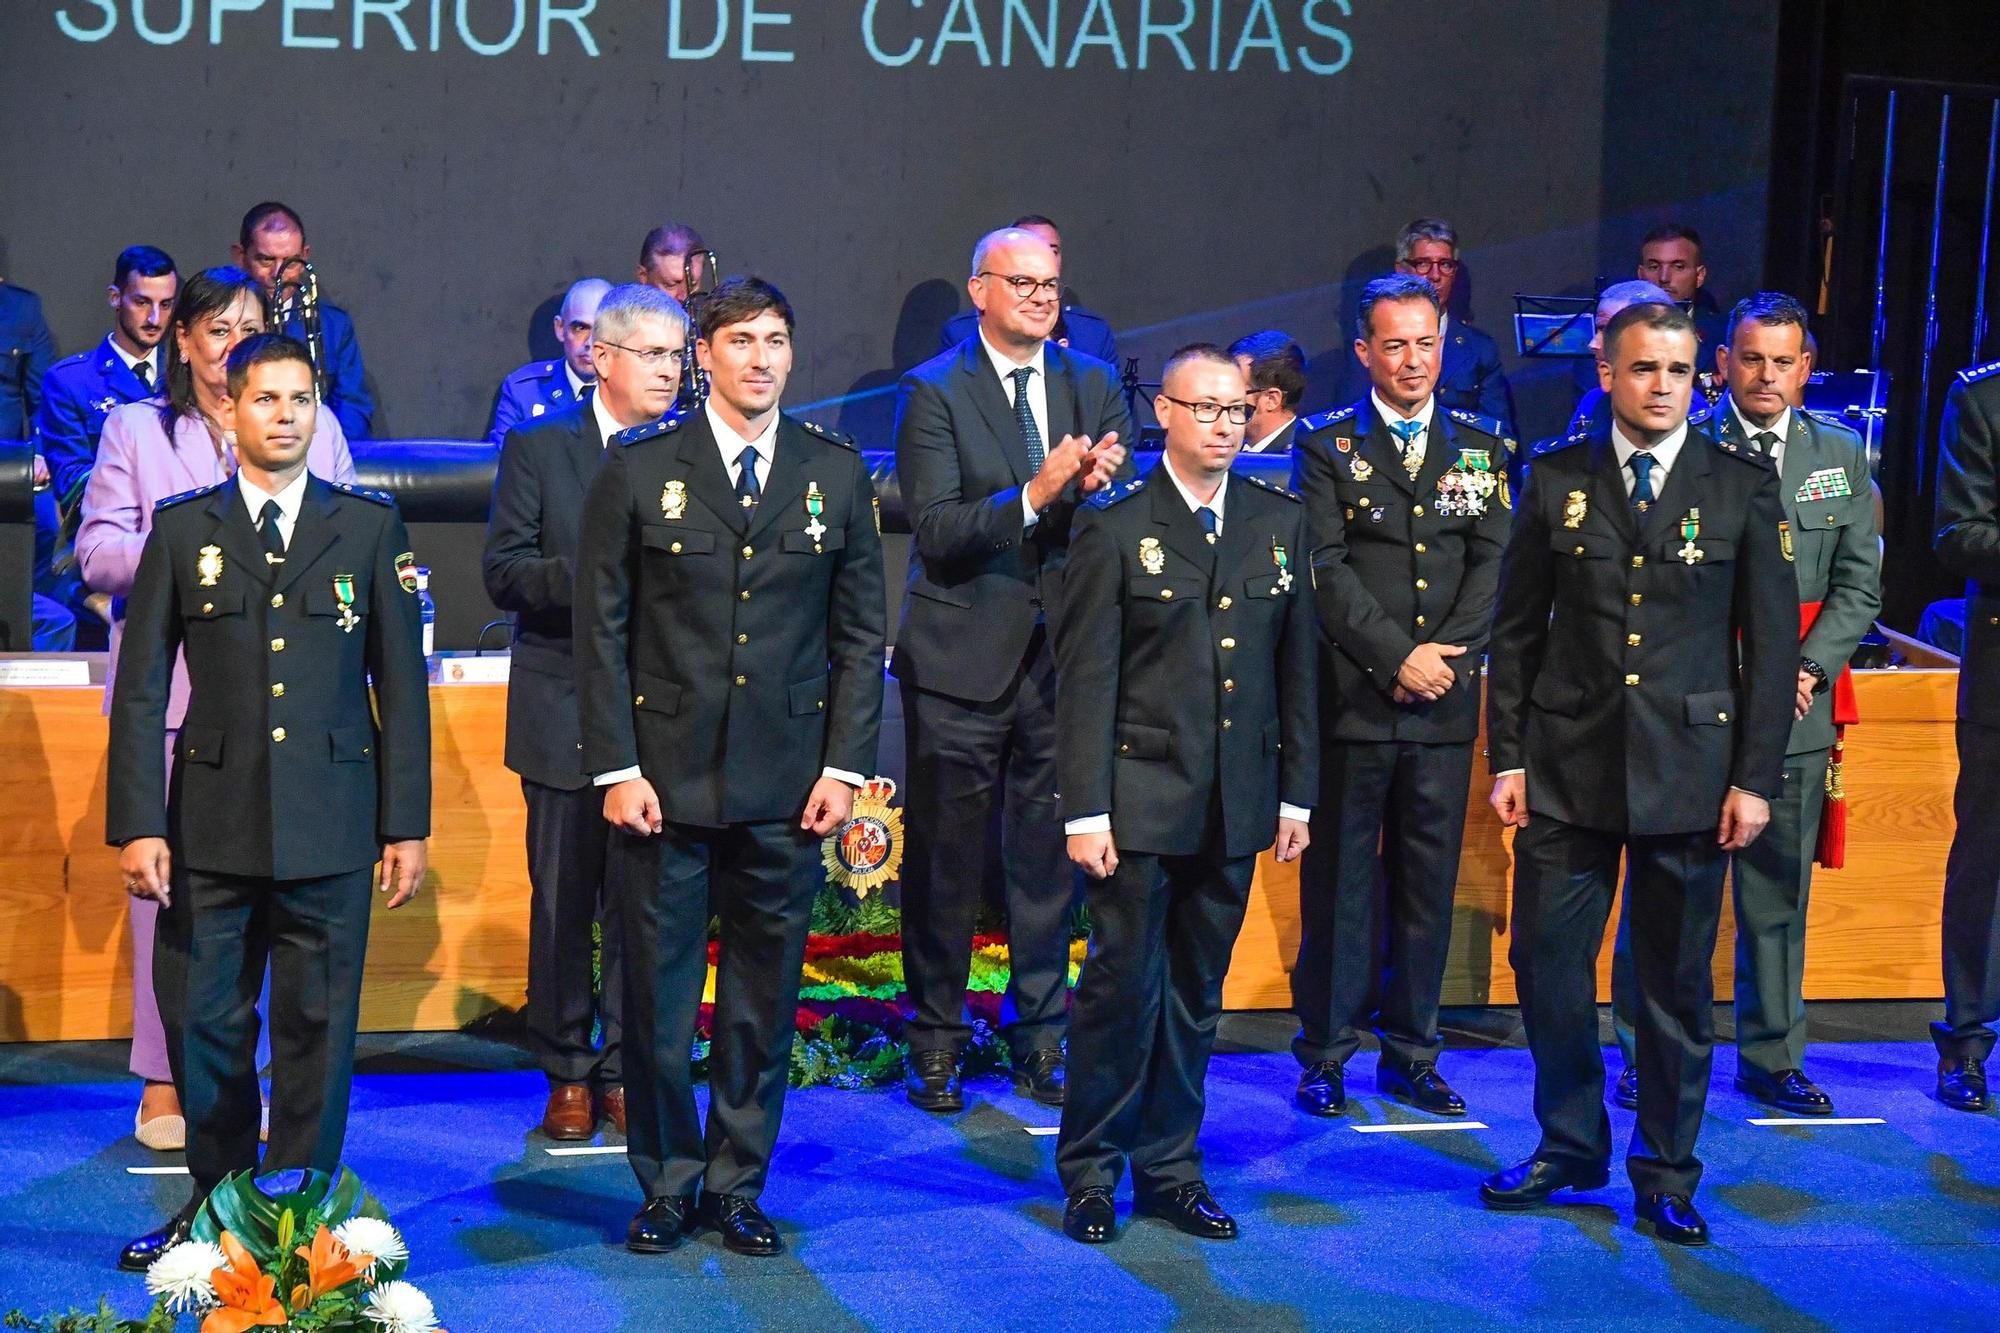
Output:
[632, 671, 683, 716]
[179, 726, 225, 766]
[1794, 499, 1854, 533]
[329, 724, 374, 762]
[641, 525, 715, 558]
[1244, 574, 1291, 599]
[789, 675, 829, 717]
[1128, 575, 1201, 605]
[1654, 537, 1735, 567]
[1116, 720, 1172, 760]
[1683, 690, 1736, 727]
[1551, 532, 1617, 561]
[781, 529, 846, 555]
[185, 591, 245, 621]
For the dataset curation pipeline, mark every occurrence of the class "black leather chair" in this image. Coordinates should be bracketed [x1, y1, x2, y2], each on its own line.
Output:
[351, 439, 503, 652]
[0, 440, 35, 650]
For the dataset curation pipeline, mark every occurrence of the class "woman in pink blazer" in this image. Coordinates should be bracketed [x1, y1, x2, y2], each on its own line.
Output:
[77, 266, 355, 1147]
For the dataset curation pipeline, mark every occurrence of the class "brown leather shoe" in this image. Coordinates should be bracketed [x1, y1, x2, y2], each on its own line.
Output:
[598, 1086, 627, 1135]
[541, 1084, 595, 1140]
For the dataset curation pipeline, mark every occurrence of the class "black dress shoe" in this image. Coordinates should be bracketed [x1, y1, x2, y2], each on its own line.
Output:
[1378, 1060, 1466, 1116]
[1734, 1067, 1833, 1116]
[1938, 1057, 1993, 1112]
[626, 1194, 696, 1254]
[1636, 1192, 1710, 1246]
[1612, 1065, 1640, 1111]
[1062, 1188, 1116, 1244]
[703, 1192, 782, 1256]
[1137, 1181, 1238, 1240]
[1012, 1048, 1066, 1106]
[905, 1049, 964, 1113]
[119, 1201, 199, 1272]
[1296, 1061, 1346, 1116]
[1478, 1158, 1611, 1211]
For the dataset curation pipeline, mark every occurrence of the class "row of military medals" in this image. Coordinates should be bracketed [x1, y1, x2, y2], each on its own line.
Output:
[195, 543, 359, 628]
[660, 477, 830, 552]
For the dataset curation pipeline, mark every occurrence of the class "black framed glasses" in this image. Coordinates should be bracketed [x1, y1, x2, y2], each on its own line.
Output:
[598, 340, 685, 368]
[1161, 396, 1253, 424]
[1404, 258, 1461, 276]
[976, 271, 1062, 300]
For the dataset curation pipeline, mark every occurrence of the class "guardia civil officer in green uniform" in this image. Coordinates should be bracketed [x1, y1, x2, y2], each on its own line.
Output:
[575, 277, 886, 1258]
[1054, 344, 1316, 1246]
[109, 333, 429, 1270]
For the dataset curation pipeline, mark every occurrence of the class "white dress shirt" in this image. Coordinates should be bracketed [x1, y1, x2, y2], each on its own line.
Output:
[112, 338, 161, 388]
[1372, 391, 1437, 470]
[594, 402, 863, 791]
[1243, 416, 1297, 454]
[1729, 402, 1791, 474]
[237, 467, 310, 547]
[981, 331, 1052, 528]
[565, 362, 589, 403]
[591, 386, 641, 450]
[1064, 461, 1311, 836]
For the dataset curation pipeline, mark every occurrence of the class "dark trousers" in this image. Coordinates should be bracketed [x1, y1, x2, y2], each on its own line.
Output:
[522, 779, 622, 1086]
[1937, 720, 2000, 1058]
[620, 817, 819, 1202]
[1511, 814, 1727, 1200]
[1610, 750, 1830, 1076]
[160, 865, 374, 1197]
[899, 631, 1074, 1060]
[1056, 834, 1256, 1196]
[1291, 738, 1473, 1070]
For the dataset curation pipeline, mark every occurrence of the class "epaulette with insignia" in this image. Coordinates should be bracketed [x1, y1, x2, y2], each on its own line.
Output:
[1297, 405, 1358, 435]
[1958, 358, 2000, 383]
[1086, 476, 1146, 509]
[612, 412, 685, 447]
[1444, 406, 1505, 438]
[1240, 472, 1302, 502]
[794, 417, 857, 450]
[49, 348, 91, 371]
[330, 481, 396, 506]
[153, 481, 226, 511]
[1688, 399, 1716, 427]
[1529, 430, 1585, 459]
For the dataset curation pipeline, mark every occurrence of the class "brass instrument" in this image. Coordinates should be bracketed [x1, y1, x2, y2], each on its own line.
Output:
[270, 256, 326, 396]
[679, 248, 720, 411]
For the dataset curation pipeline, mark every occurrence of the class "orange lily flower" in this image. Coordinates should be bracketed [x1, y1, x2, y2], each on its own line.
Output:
[202, 1232, 288, 1333]
[290, 1225, 367, 1310]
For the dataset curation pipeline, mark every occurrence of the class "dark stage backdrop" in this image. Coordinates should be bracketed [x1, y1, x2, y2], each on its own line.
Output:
[0, 2, 1776, 445]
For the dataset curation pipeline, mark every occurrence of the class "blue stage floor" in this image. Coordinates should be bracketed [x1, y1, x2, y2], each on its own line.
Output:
[2, 1005, 1996, 1331]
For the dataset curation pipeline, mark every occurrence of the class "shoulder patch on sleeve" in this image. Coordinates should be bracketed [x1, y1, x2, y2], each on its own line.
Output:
[330, 481, 396, 507]
[612, 412, 685, 447]
[1086, 476, 1146, 509]
[1297, 405, 1359, 436]
[1241, 472, 1302, 502]
[153, 481, 226, 511]
[1444, 406, 1504, 438]
[1959, 358, 2000, 384]
[794, 416, 857, 450]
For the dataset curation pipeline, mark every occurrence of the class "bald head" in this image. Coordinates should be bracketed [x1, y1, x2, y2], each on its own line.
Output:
[968, 228, 1061, 356]
[554, 278, 613, 381]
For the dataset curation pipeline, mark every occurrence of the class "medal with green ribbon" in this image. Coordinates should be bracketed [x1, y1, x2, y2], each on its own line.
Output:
[804, 482, 828, 549]
[333, 573, 360, 632]
[1677, 508, 1704, 565]
[1273, 539, 1294, 593]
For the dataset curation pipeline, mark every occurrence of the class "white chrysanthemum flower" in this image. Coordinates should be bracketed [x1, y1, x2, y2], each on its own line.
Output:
[333, 1216, 409, 1278]
[145, 1238, 227, 1313]
[362, 1280, 440, 1333]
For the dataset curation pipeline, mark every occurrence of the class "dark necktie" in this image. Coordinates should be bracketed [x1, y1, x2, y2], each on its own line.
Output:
[1629, 451, 1657, 511]
[1011, 366, 1045, 472]
[1197, 505, 1219, 544]
[134, 359, 152, 388]
[258, 499, 286, 563]
[734, 445, 761, 512]
[1752, 430, 1779, 460]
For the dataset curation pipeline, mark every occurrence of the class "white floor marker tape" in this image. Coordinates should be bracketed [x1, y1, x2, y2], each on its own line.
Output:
[126, 1166, 190, 1175]
[545, 1145, 630, 1156]
[1747, 1117, 1887, 1127]
[1024, 1126, 1060, 1136]
[1352, 1121, 1491, 1134]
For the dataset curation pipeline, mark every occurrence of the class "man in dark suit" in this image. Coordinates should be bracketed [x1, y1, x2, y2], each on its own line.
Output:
[232, 202, 374, 439]
[938, 215, 1119, 365]
[484, 283, 689, 1142]
[108, 334, 429, 1270]
[1230, 330, 1306, 454]
[40, 246, 179, 505]
[486, 278, 610, 443]
[1054, 343, 1315, 1245]
[892, 226, 1131, 1111]
[1933, 354, 2000, 1111]
[1481, 302, 1794, 1245]
[575, 277, 885, 1257]
[1607, 294, 1880, 1116]
[1288, 275, 1511, 1119]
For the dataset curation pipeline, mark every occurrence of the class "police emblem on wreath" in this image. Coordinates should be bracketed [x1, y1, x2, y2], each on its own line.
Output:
[1139, 536, 1166, 575]
[823, 776, 905, 899]
[197, 544, 224, 587]
[661, 479, 688, 521]
[1563, 490, 1589, 529]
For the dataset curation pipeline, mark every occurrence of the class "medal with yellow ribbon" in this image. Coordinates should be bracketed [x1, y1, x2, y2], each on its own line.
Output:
[333, 573, 360, 632]
[1677, 508, 1705, 565]
[804, 482, 827, 550]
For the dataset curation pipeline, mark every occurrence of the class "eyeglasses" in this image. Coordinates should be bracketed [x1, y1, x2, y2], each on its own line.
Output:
[1404, 258, 1461, 276]
[977, 271, 1062, 300]
[598, 340, 685, 368]
[1161, 396, 1253, 424]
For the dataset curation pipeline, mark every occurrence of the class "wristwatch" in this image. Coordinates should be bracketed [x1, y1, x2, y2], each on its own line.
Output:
[1800, 657, 1829, 690]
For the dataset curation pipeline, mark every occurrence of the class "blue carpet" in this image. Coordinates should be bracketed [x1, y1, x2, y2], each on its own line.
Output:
[3, 1006, 1996, 1331]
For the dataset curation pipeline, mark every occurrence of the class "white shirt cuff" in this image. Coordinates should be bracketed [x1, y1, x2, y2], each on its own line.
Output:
[1494, 769, 1525, 778]
[1064, 813, 1111, 835]
[1021, 490, 1040, 528]
[822, 767, 866, 788]
[1279, 803, 1312, 824]
[593, 766, 642, 786]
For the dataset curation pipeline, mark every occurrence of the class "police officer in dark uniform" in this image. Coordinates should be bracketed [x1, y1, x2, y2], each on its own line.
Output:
[1054, 344, 1316, 1245]
[1934, 354, 2000, 1111]
[1482, 302, 1794, 1246]
[574, 277, 885, 1258]
[108, 334, 429, 1270]
[1289, 274, 1511, 1119]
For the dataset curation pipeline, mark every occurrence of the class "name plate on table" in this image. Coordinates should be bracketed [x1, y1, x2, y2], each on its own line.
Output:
[0, 659, 93, 686]
[435, 654, 511, 685]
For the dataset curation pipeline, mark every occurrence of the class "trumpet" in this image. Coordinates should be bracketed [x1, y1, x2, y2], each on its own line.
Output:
[679, 248, 720, 412]
[270, 256, 326, 396]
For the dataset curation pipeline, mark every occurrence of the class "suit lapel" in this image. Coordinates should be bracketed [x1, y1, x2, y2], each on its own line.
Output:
[1352, 404, 1414, 495]
[675, 414, 749, 535]
[1585, 436, 1641, 545]
[561, 404, 601, 497]
[1045, 345, 1081, 442]
[101, 338, 153, 401]
[961, 342, 1030, 485]
[744, 417, 809, 543]
[1212, 474, 1259, 588]
[1779, 411, 1815, 523]
[1147, 464, 1217, 570]
[202, 483, 274, 588]
[272, 477, 340, 594]
[1642, 434, 1713, 544]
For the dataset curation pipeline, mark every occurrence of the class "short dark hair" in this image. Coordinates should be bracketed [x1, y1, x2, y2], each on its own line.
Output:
[239, 201, 306, 249]
[1641, 222, 1703, 255]
[1602, 301, 1698, 362]
[113, 245, 175, 289]
[1355, 273, 1440, 340]
[1161, 341, 1237, 388]
[1724, 291, 1810, 347]
[1228, 330, 1307, 408]
[696, 275, 795, 342]
[1010, 213, 1059, 232]
[224, 332, 314, 398]
[639, 222, 706, 266]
